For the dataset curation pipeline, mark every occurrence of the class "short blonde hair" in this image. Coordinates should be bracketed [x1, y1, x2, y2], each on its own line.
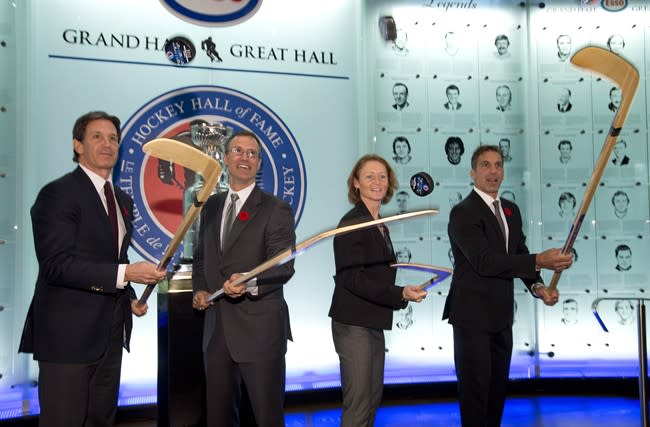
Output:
[346, 154, 399, 204]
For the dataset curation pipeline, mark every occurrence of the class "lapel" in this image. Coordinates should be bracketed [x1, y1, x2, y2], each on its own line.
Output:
[208, 193, 227, 255]
[74, 167, 118, 257]
[355, 202, 394, 259]
[221, 186, 262, 253]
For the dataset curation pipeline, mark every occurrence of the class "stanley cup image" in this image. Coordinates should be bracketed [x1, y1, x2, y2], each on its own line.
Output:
[181, 119, 232, 262]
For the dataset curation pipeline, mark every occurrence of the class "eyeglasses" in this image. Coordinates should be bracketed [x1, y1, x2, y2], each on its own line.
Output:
[229, 146, 260, 159]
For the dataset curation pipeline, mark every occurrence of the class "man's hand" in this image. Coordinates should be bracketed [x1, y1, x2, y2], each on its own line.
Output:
[192, 290, 213, 311]
[131, 299, 148, 317]
[223, 273, 248, 298]
[533, 285, 559, 306]
[535, 248, 573, 272]
[125, 261, 167, 284]
[402, 286, 428, 303]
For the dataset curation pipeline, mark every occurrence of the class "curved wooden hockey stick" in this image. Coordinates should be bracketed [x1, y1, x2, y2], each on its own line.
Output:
[391, 262, 453, 290]
[548, 47, 639, 294]
[137, 138, 222, 306]
[207, 209, 438, 301]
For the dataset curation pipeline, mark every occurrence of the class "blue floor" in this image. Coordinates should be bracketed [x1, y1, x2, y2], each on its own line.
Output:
[283, 396, 642, 427]
[1, 392, 644, 426]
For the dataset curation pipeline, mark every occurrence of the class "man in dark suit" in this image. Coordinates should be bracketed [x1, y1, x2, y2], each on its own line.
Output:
[444, 84, 462, 111]
[192, 130, 296, 427]
[443, 145, 572, 427]
[611, 140, 630, 166]
[391, 82, 410, 110]
[19, 111, 166, 427]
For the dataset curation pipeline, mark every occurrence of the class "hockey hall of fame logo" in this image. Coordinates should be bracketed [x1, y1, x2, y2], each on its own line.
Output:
[159, 0, 263, 27]
[114, 85, 306, 264]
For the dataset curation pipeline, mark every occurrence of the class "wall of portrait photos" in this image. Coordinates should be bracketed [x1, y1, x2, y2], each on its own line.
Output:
[368, 0, 650, 378]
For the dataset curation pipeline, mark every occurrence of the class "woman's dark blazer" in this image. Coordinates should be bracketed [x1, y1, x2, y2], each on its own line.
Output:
[328, 202, 406, 330]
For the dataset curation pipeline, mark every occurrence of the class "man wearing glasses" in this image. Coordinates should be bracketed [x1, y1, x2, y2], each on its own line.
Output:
[192, 130, 296, 426]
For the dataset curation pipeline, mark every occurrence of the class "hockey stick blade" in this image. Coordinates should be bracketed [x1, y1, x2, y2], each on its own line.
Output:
[137, 138, 222, 306]
[391, 262, 453, 290]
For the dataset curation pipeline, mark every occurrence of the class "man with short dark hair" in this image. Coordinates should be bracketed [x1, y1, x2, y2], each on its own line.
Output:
[192, 130, 297, 426]
[443, 145, 572, 427]
[615, 244, 632, 272]
[19, 111, 166, 427]
[494, 34, 511, 58]
[498, 138, 512, 163]
[445, 136, 465, 165]
[392, 82, 410, 111]
[395, 190, 410, 214]
[611, 190, 629, 219]
[611, 140, 630, 166]
[444, 84, 462, 111]
[558, 140, 572, 165]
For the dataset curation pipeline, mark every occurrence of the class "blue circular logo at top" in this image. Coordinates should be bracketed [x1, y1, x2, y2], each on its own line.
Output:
[115, 85, 306, 264]
[159, 0, 263, 27]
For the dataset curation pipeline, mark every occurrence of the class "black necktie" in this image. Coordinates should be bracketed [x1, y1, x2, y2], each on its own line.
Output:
[493, 200, 507, 245]
[103, 181, 119, 252]
[222, 193, 239, 248]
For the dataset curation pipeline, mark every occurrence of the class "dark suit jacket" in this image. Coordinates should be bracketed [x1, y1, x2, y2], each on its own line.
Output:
[193, 186, 295, 363]
[443, 190, 540, 332]
[557, 102, 572, 113]
[328, 202, 406, 330]
[19, 167, 136, 363]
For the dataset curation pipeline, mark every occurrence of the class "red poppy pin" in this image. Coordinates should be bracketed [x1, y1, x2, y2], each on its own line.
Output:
[238, 211, 249, 221]
[122, 207, 129, 217]
[503, 207, 512, 217]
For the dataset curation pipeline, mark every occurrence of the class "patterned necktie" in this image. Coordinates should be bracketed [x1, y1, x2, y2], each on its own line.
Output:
[103, 181, 119, 252]
[493, 200, 507, 244]
[222, 193, 239, 248]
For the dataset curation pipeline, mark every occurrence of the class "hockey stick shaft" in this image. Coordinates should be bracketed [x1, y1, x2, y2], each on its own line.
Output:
[548, 47, 639, 293]
[207, 209, 438, 301]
